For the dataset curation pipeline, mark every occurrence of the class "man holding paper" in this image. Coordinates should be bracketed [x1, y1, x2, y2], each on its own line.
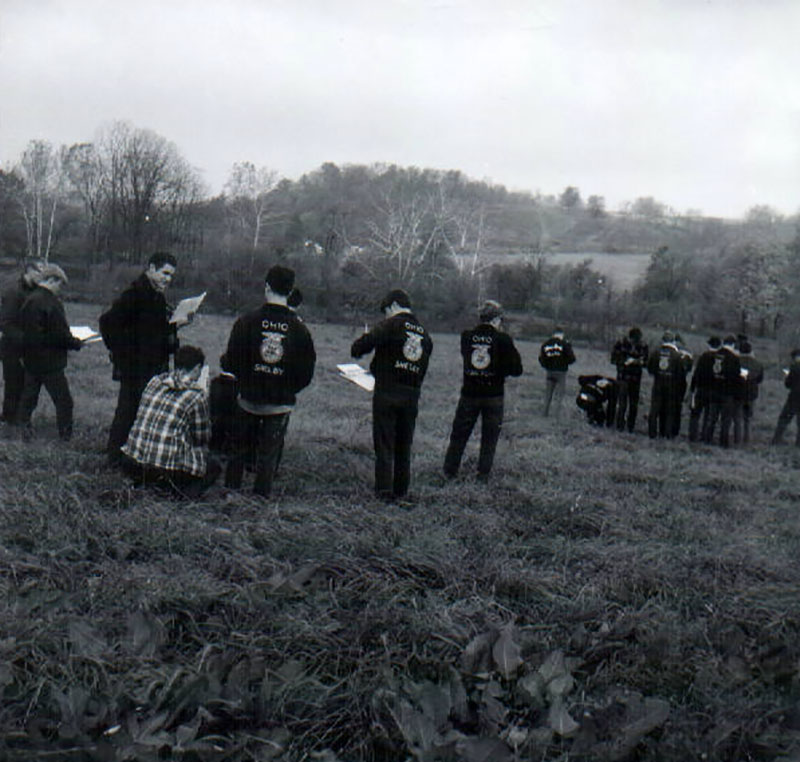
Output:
[100, 252, 197, 463]
[351, 288, 432, 502]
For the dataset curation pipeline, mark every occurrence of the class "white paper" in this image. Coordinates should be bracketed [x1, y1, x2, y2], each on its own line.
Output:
[336, 363, 375, 392]
[170, 291, 207, 324]
[70, 325, 102, 343]
[198, 364, 210, 393]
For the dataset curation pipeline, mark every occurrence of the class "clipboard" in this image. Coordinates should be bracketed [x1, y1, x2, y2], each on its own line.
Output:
[70, 325, 102, 343]
[336, 363, 375, 392]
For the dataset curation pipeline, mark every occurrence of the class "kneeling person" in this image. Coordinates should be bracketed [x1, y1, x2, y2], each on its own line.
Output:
[576, 375, 618, 427]
[122, 345, 220, 498]
[443, 300, 522, 480]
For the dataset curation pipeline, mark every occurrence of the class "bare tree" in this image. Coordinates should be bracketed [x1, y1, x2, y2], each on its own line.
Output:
[96, 121, 202, 262]
[16, 140, 65, 261]
[224, 161, 281, 254]
[62, 142, 106, 261]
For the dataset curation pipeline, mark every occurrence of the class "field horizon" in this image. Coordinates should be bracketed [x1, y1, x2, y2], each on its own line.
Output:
[0, 303, 799, 761]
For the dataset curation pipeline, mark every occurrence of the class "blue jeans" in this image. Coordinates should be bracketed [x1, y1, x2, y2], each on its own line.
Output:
[543, 371, 567, 418]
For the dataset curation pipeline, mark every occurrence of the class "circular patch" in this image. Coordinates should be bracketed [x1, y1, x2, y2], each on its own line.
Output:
[260, 332, 285, 364]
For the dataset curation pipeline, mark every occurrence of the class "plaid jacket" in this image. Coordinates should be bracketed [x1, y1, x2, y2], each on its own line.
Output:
[122, 371, 210, 476]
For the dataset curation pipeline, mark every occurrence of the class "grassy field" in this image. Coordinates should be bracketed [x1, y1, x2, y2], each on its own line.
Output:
[1, 303, 799, 761]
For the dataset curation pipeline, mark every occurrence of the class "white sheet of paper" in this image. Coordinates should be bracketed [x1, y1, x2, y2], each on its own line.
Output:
[70, 325, 102, 343]
[336, 363, 375, 392]
[170, 292, 207, 324]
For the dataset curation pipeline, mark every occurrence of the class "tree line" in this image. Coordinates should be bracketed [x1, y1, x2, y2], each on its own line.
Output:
[1, 120, 798, 343]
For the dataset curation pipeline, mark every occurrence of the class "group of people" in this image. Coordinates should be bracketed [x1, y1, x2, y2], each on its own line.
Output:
[570, 326, 797, 449]
[2, 253, 799, 503]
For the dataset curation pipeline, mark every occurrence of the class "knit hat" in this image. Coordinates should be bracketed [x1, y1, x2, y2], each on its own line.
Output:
[38, 263, 68, 284]
[379, 288, 411, 311]
[707, 336, 722, 349]
[479, 300, 503, 322]
[265, 265, 295, 296]
[739, 341, 753, 355]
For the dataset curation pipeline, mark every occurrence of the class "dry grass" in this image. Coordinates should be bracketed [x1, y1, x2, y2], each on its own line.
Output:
[0, 303, 799, 760]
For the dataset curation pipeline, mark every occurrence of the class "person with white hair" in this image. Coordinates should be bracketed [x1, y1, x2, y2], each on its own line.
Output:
[16, 263, 83, 440]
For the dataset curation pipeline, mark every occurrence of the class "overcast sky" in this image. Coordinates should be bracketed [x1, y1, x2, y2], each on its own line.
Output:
[1, 0, 798, 219]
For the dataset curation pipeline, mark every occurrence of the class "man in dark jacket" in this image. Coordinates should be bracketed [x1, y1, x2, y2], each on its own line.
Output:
[738, 340, 763, 445]
[352, 288, 433, 501]
[221, 265, 316, 497]
[688, 336, 721, 442]
[539, 327, 576, 419]
[771, 349, 800, 446]
[673, 334, 694, 436]
[646, 331, 683, 439]
[16, 263, 83, 440]
[100, 252, 180, 463]
[576, 375, 618, 427]
[702, 335, 742, 447]
[0, 260, 44, 423]
[610, 326, 648, 432]
[443, 300, 522, 481]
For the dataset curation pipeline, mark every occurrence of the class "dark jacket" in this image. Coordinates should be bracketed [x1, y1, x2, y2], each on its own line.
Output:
[221, 303, 315, 407]
[577, 375, 617, 425]
[0, 277, 37, 358]
[99, 273, 177, 381]
[690, 349, 717, 400]
[459, 323, 522, 398]
[539, 336, 576, 372]
[709, 347, 742, 400]
[351, 311, 432, 398]
[739, 355, 764, 402]
[610, 336, 649, 380]
[783, 361, 800, 406]
[19, 286, 82, 375]
[647, 343, 683, 388]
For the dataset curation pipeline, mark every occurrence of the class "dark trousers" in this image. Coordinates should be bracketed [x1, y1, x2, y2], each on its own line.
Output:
[124, 456, 222, 499]
[17, 369, 74, 439]
[648, 381, 679, 439]
[688, 393, 711, 442]
[224, 408, 291, 497]
[772, 398, 800, 446]
[2, 353, 25, 422]
[444, 395, 504, 478]
[616, 375, 643, 428]
[703, 395, 740, 447]
[107, 376, 151, 456]
[373, 392, 419, 499]
[741, 401, 755, 444]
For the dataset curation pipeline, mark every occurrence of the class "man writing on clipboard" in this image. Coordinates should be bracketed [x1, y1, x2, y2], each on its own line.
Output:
[100, 252, 198, 465]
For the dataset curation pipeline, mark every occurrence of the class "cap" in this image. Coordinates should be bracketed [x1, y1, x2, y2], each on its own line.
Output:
[479, 300, 503, 322]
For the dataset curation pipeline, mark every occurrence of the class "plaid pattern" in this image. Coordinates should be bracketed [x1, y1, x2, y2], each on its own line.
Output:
[122, 372, 210, 476]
